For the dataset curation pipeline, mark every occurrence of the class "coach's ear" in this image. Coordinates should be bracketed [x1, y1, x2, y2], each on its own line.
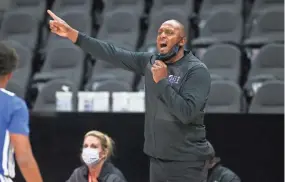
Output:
[179, 37, 187, 47]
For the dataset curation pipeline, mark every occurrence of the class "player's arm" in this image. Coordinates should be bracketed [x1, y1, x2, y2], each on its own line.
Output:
[47, 10, 151, 76]
[155, 66, 211, 124]
[8, 99, 43, 182]
[10, 134, 43, 182]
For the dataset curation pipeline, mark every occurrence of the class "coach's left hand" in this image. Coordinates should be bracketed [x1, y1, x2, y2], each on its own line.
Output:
[151, 60, 168, 83]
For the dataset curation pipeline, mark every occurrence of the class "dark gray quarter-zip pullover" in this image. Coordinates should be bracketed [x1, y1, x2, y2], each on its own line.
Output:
[75, 32, 213, 161]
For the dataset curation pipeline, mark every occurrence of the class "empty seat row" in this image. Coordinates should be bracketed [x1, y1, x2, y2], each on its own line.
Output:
[0, 0, 46, 24]
[32, 78, 133, 112]
[0, 10, 92, 54]
[193, 7, 284, 48]
[95, 0, 284, 52]
[141, 8, 283, 54]
[244, 43, 284, 97]
[0, 11, 40, 51]
[245, 0, 284, 34]
[31, 78, 140, 112]
[101, 0, 145, 16]
[51, 0, 93, 15]
[34, 40, 85, 90]
[199, 0, 243, 24]
[1, 1, 283, 54]
[9, 78, 281, 113]
[137, 78, 284, 114]
[2, 40, 85, 100]
[4, 39, 282, 103]
[0, 0, 93, 24]
[194, 43, 283, 87]
[96, 10, 140, 51]
[207, 80, 283, 114]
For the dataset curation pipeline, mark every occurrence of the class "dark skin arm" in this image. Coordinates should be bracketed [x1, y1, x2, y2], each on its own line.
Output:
[10, 134, 43, 182]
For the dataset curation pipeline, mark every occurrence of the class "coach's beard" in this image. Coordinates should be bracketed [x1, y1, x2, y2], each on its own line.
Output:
[155, 44, 181, 62]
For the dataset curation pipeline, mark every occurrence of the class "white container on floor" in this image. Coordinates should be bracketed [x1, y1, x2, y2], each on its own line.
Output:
[56, 91, 73, 112]
[78, 92, 110, 112]
[128, 91, 145, 112]
[112, 92, 130, 112]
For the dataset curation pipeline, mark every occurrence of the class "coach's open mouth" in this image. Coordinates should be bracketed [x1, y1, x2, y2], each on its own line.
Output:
[160, 43, 167, 48]
[159, 43, 168, 53]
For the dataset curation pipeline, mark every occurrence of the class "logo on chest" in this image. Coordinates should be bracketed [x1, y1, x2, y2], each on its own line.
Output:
[168, 75, 180, 84]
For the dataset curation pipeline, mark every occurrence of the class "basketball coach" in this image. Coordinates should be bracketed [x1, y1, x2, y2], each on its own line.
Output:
[47, 9, 213, 182]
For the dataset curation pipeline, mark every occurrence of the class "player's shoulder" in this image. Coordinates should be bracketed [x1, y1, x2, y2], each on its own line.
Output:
[0, 88, 27, 109]
[0, 88, 15, 97]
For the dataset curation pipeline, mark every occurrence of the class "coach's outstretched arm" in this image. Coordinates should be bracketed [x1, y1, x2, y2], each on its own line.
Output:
[47, 10, 150, 76]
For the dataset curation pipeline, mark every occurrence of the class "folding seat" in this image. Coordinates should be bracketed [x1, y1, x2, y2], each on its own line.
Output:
[246, 0, 284, 30]
[199, 0, 242, 29]
[192, 10, 242, 48]
[87, 10, 139, 91]
[3, 40, 33, 99]
[9, 0, 46, 22]
[0, 0, 10, 27]
[249, 80, 284, 114]
[102, 0, 144, 16]
[150, 0, 194, 17]
[51, 0, 93, 15]
[33, 41, 85, 89]
[90, 60, 134, 84]
[142, 9, 189, 52]
[244, 43, 284, 98]
[86, 68, 134, 92]
[33, 79, 78, 112]
[206, 80, 245, 113]
[91, 80, 132, 92]
[244, 7, 284, 47]
[0, 11, 39, 51]
[97, 10, 140, 51]
[201, 44, 241, 83]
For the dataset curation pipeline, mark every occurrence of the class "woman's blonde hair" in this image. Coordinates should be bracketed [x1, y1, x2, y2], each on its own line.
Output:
[84, 130, 114, 159]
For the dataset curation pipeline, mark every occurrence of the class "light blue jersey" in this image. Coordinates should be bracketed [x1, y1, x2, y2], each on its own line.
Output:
[0, 88, 29, 180]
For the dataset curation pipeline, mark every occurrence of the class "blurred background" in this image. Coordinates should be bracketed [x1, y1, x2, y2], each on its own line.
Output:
[0, 0, 284, 182]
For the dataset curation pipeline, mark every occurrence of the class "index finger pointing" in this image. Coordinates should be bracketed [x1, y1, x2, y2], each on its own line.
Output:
[47, 10, 61, 21]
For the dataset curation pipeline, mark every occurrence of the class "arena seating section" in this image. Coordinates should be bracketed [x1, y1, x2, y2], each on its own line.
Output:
[0, 0, 284, 113]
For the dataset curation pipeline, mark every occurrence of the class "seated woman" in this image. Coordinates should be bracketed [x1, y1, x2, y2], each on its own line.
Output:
[67, 130, 127, 182]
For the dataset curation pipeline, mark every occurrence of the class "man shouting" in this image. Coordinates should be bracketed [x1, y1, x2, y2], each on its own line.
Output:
[47, 10, 213, 182]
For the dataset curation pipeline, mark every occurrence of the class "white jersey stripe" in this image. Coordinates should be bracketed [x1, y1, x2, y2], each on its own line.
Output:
[1, 131, 9, 176]
[7, 144, 14, 178]
[0, 174, 13, 182]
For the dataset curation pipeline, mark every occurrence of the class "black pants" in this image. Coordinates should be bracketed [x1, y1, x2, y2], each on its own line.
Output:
[149, 157, 208, 182]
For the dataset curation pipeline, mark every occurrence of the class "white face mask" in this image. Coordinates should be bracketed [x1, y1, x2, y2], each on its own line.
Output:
[81, 148, 100, 166]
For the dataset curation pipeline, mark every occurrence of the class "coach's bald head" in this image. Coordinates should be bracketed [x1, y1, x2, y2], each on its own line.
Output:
[156, 20, 187, 60]
[162, 20, 186, 37]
